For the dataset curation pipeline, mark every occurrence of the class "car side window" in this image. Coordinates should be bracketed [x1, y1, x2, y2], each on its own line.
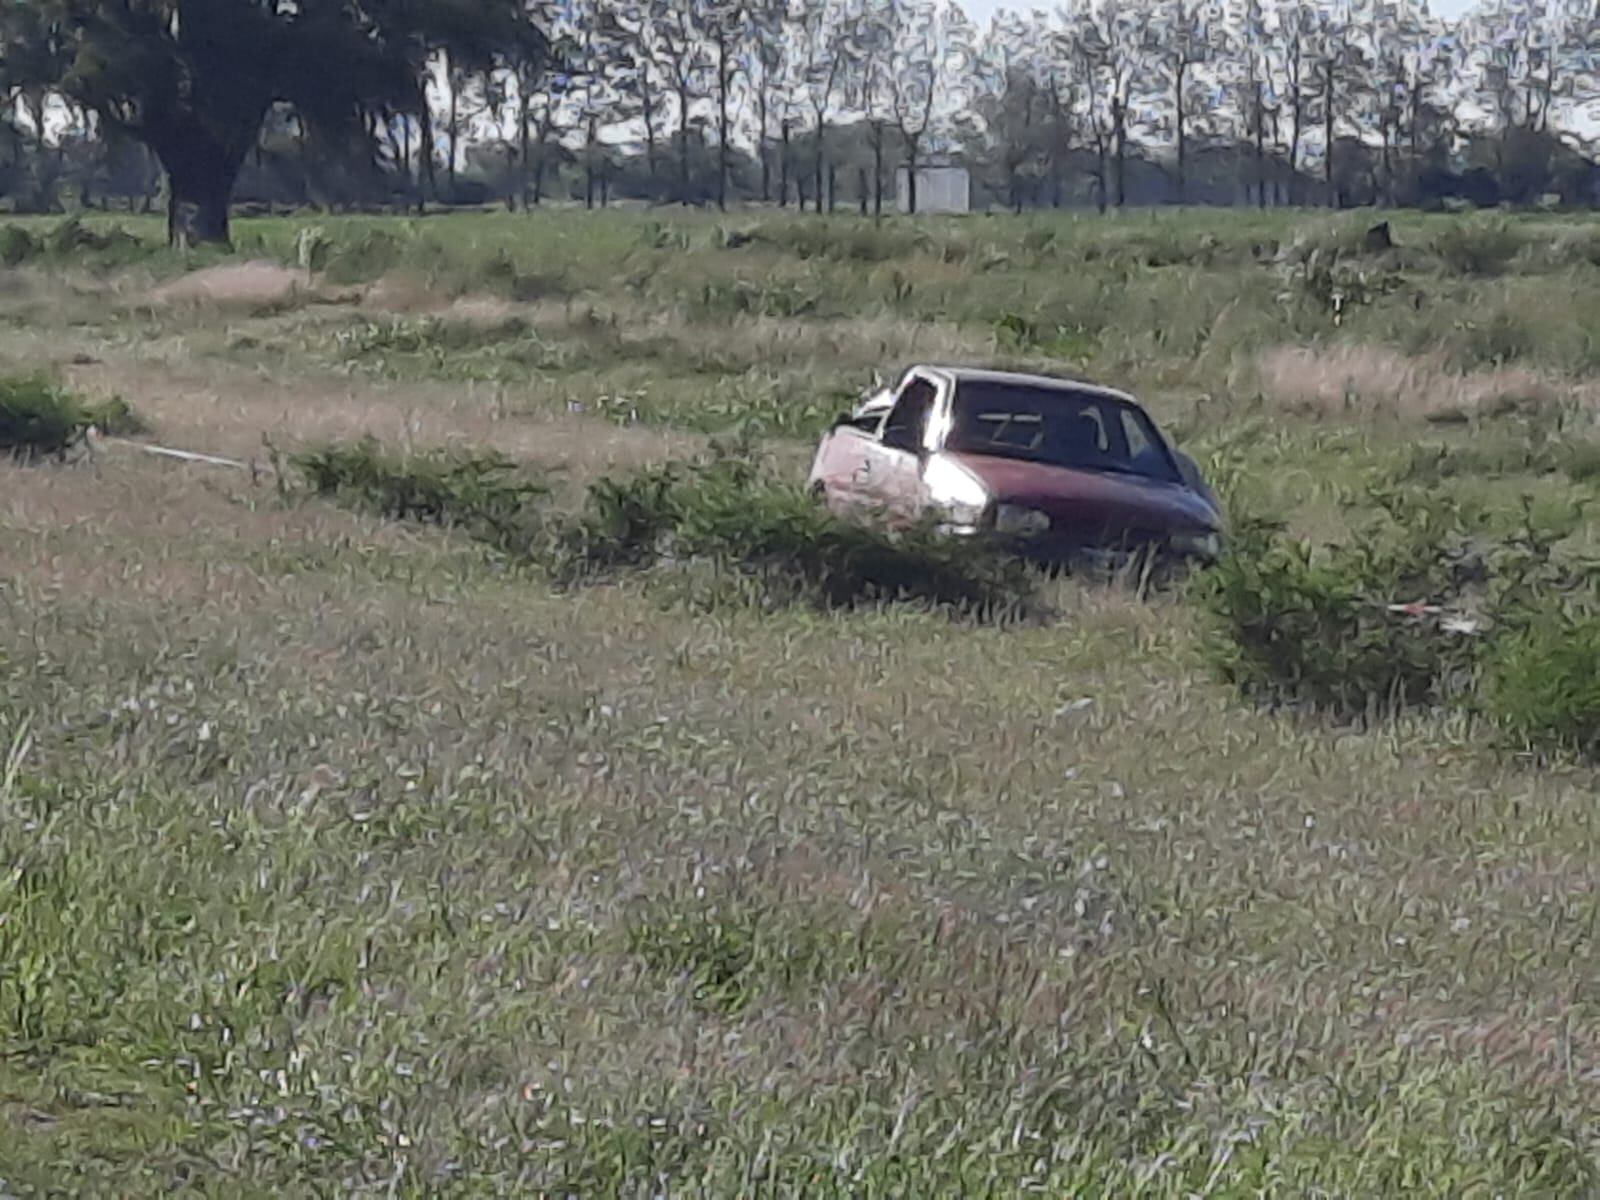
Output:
[1119, 409, 1152, 460]
[881, 378, 936, 451]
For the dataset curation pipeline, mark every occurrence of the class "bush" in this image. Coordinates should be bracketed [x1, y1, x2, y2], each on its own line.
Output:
[1482, 613, 1600, 758]
[1191, 503, 1483, 717]
[85, 395, 147, 438]
[551, 445, 1037, 618]
[1451, 310, 1538, 368]
[1432, 218, 1526, 277]
[727, 219, 933, 264]
[689, 277, 824, 319]
[291, 436, 547, 555]
[0, 375, 143, 461]
[320, 228, 405, 284]
[0, 225, 37, 267]
[333, 315, 534, 359]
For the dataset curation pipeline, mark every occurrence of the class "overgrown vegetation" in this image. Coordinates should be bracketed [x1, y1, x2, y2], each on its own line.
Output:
[0, 373, 143, 459]
[292, 436, 547, 555]
[551, 447, 1035, 616]
[1482, 612, 1600, 759]
[1192, 502, 1483, 717]
[15, 210, 1600, 1191]
[292, 437, 1037, 618]
[1195, 479, 1600, 756]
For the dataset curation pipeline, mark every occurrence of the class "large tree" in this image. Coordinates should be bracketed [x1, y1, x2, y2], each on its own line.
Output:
[1, 0, 548, 245]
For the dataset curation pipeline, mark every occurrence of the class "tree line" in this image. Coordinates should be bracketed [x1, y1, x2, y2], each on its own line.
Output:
[1, 0, 1597, 244]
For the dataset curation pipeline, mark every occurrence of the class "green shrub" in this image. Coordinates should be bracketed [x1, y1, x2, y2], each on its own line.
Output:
[690, 277, 824, 319]
[0, 375, 141, 460]
[1482, 613, 1600, 758]
[1433, 219, 1526, 277]
[292, 436, 547, 555]
[1451, 310, 1538, 368]
[84, 395, 147, 437]
[1192, 506, 1482, 717]
[1560, 439, 1600, 482]
[333, 315, 533, 358]
[1395, 437, 1556, 485]
[320, 227, 405, 283]
[0, 225, 37, 267]
[551, 445, 1037, 618]
[728, 219, 932, 263]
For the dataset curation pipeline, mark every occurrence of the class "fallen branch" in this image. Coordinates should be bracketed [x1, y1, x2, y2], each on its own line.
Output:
[89, 431, 277, 481]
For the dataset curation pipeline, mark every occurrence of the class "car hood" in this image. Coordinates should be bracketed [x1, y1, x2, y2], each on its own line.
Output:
[944, 451, 1222, 535]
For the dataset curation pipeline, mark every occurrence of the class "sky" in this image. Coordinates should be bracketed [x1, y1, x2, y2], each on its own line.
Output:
[958, 0, 1477, 21]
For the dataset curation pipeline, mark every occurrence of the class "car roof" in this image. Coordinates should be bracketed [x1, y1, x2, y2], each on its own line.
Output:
[906, 364, 1142, 408]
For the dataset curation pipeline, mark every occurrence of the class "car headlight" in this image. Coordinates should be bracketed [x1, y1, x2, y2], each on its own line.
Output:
[1169, 530, 1221, 560]
[923, 454, 990, 527]
[995, 504, 1051, 537]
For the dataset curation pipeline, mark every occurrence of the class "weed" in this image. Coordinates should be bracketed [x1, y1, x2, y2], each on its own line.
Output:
[1191, 502, 1483, 716]
[333, 314, 534, 358]
[625, 893, 887, 1016]
[320, 227, 405, 283]
[292, 436, 547, 555]
[0, 225, 37, 267]
[727, 219, 937, 264]
[1433, 218, 1526, 277]
[690, 277, 825, 319]
[551, 444, 1036, 617]
[1482, 610, 1600, 759]
[0, 375, 140, 460]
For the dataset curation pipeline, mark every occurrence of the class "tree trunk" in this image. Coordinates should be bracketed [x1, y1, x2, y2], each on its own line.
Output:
[1175, 64, 1187, 204]
[420, 113, 436, 213]
[905, 137, 919, 214]
[858, 166, 868, 215]
[677, 84, 691, 205]
[1111, 98, 1126, 208]
[447, 77, 460, 200]
[161, 149, 242, 248]
[872, 124, 884, 216]
[814, 119, 825, 217]
[1289, 103, 1302, 207]
[642, 80, 658, 186]
[778, 122, 790, 208]
[716, 34, 730, 213]
[519, 92, 532, 210]
[1323, 60, 1335, 208]
[757, 92, 771, 202]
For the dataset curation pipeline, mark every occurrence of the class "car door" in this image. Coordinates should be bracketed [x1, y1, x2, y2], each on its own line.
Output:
[811, 401, 890, 516]
[861, 374, 939, 525]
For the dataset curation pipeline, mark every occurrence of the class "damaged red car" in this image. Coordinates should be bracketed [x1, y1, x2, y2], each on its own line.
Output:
[807, 365, 1224, 565]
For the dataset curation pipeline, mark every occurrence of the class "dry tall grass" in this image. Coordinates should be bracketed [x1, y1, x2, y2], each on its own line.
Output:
[1254, 343, 1580, 422]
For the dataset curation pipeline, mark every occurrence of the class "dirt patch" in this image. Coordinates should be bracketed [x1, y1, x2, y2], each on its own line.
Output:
[361, 271, 447, 315]
[148, 261, 315, 310]
[1254, 344, 1586, 423]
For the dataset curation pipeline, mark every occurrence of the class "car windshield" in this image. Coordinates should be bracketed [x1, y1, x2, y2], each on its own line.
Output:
[942, 381, 1181, 484]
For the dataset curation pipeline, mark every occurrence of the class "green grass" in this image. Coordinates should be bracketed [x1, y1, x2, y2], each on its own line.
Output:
[7, 207, 1600, 1191]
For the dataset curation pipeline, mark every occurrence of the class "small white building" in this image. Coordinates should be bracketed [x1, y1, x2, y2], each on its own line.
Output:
[895, 164, 970, 215]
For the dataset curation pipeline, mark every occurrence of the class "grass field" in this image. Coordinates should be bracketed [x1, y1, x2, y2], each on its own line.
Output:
[5, 207, 1600, 1194]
